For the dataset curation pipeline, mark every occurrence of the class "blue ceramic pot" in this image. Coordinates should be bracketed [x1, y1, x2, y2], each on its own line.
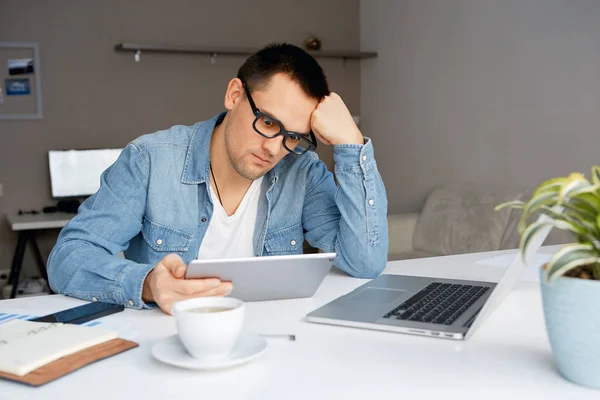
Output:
[541, 270, 600, 389]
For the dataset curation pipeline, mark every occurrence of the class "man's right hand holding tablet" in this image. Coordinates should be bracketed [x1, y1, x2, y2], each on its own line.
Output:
[142, 254, 233, 315]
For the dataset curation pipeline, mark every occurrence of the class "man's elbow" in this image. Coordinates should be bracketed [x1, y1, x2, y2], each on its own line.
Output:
[350, 264, 385, 279]
[343, 255, 386, 279]
[47, 242, 71, 294]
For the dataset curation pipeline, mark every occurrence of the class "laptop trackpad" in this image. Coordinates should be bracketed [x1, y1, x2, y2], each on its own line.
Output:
[349, 288, 406, 304]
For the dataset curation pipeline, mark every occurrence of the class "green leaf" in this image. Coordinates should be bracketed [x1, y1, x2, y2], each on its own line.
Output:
[546, 203, 600, 233]
[564, 184, 600, 199]
[524, 191, 558, 213]
[571, 192, 600, 211]
[559, 173, 592, 199]
[531, 177, 567, 198]
[592, 263, 600, 280]
[531, 208, 594, 242]
[592, 166, 600, 186]
[560, 215, 600, 243]
[567, 198, 599, 220]
[519, 219, 579, 258]
[518, 191, 559, 233]
[494, 200, 525, 211]
[544, 243, 600, 283]
[520, 192, 558, 225]
[566, 216, 600, 242]
[538, 205, 593, 230]
[562, 209, 598, 230]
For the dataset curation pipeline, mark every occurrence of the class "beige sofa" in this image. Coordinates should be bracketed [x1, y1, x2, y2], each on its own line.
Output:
[388, 182, 571, 260]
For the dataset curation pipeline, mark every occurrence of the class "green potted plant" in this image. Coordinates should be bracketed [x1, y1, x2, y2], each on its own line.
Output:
[495, 166, 600, 389]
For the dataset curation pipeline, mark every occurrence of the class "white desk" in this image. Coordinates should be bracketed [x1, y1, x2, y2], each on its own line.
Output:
[4, 212, 74, 298]
[6, 213, 73, 231]
[0, 246, 596, 399]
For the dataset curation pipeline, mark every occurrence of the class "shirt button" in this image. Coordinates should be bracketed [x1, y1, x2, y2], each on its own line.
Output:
[156, 239, 163, 245]
[128, 300, 134, 306]
[368, 199, 375, 206]
[201, 217, 207, 223]
[290, 239, 297, 246]
[362, 155, 367, 161]
[92, 297, 98, 302]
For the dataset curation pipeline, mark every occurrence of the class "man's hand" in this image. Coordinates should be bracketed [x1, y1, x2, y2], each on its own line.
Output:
[310, 93, 363, 146]
[142, 254, 233, 315]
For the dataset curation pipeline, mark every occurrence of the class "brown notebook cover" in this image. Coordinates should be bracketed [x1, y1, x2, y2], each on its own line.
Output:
[0, 338, 138, 387]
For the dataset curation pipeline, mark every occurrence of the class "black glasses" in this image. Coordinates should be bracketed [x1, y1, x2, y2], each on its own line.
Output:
[242, 82, 317, 155]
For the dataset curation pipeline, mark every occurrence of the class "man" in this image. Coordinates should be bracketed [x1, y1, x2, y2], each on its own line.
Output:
[47, 43, 388, 314]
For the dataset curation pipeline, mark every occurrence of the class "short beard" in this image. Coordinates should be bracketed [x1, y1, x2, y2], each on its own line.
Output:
[224, 128, 267, 181]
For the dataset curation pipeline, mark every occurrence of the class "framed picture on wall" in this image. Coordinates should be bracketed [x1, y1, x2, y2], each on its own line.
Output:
[0, 42, 43, 119]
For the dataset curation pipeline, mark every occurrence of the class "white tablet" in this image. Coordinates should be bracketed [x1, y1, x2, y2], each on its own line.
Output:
[185, 253, 337, 302]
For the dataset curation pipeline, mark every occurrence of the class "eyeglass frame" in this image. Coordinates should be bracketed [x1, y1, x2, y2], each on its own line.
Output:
[241, 81, 318, 155]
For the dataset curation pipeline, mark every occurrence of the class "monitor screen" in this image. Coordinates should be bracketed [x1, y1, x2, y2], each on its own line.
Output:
[48, 148, 123, 198]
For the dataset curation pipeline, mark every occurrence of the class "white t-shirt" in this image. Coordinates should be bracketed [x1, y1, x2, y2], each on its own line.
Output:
[197, 177, 263, 259]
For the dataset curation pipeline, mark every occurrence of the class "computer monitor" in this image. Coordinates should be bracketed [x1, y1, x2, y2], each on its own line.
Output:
[48, 148, 123, 198]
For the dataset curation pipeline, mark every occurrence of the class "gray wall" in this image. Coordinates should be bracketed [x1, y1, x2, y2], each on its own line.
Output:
[0, 0, 361, 277]
[361, 0, 600, 213]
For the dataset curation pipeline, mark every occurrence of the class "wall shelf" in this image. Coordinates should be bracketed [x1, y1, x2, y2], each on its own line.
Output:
[114, 43, 377, 60]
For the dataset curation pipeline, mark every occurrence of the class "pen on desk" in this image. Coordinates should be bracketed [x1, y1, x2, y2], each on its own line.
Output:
[260, 334, 296, 341]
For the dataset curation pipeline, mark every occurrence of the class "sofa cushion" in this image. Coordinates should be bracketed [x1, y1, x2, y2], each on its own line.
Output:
[387, 213, 420, 256]
[413, 182, 526, 256]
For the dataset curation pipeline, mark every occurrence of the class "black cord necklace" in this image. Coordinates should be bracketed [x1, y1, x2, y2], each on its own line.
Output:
[209, 162, 223, 206]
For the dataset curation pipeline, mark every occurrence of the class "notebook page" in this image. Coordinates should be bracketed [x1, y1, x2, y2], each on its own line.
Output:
[0, 320, 117, 376]
[0, 320, 61, 345]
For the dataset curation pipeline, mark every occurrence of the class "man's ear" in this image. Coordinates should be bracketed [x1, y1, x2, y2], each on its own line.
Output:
[224, 78, 244, 110]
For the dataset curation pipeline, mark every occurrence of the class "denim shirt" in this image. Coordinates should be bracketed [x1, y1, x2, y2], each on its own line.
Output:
[47, 113, 388, 309]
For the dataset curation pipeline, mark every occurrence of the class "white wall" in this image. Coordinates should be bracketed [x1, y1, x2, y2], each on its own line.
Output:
[361, 0, 600, 213]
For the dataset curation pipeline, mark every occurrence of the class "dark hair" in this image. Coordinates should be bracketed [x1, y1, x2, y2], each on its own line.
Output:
[237, 43, 329, 100]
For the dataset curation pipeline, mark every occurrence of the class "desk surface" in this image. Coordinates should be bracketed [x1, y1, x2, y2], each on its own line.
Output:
[1, 245, 596, 399]
[5, 212, 74, 231]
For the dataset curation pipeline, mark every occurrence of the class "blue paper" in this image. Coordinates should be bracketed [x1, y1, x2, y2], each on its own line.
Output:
[5, 78, 31, 96]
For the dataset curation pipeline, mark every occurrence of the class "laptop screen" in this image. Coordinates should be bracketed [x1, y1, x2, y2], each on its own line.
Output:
[48, 148, 123, 198]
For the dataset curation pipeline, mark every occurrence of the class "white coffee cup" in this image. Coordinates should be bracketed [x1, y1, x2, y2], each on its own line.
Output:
[172, 297, 244, 360]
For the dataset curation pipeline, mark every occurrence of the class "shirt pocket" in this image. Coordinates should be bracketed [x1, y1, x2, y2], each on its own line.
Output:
[141, 217, 192, 253]
[264, 223, 304, 255]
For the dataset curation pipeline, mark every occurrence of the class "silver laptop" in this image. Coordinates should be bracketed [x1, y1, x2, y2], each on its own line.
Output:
[306, 217, 552, 340]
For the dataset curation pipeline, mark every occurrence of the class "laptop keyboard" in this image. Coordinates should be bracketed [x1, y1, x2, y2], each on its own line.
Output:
[383, 282, 490, 325]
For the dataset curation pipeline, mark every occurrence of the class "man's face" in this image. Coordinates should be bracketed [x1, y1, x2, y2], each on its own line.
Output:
[222, 73, 318, 180]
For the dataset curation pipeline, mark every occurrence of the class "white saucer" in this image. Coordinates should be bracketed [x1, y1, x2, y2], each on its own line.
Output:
[152, 333, 267, 370]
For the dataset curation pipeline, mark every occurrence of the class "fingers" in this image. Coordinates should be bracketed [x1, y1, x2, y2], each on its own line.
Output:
[152, 254, 235, 315]
[310, 92, 362, 146]
[157, 282, 233, 315]
[187, 282, 233, 298]
[311, 102, 332, 146]
[173, 277, 223, 295]
[310, 114, 328, 145]
[159, 254, 186, 278]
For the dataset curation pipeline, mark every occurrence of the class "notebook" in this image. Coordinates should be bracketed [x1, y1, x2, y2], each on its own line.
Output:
[0, 320, 117, 376]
